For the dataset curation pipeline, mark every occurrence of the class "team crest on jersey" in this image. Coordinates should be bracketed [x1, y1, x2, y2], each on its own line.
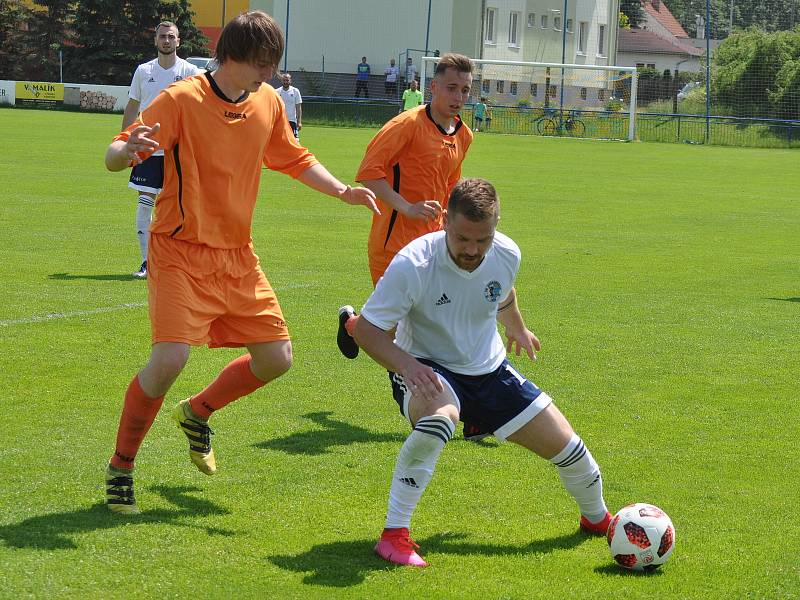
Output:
[484, 280, 502, 303]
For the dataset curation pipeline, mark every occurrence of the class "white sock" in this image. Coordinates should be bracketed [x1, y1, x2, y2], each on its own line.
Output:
[551, 433, 608, 522]
[385, 414, 455, 529]
[136, 196, 154, 262]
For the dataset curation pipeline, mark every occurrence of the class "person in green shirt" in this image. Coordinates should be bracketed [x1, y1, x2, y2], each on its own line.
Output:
[400, 79, 423, 112]
[473, 96, 487, 131]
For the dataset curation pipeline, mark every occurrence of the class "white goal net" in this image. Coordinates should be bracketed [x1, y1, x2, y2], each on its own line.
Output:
[421, 57, 639, 141]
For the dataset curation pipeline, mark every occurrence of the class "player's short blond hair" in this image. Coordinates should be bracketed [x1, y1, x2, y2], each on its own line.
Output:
[156, 21, 178, 35]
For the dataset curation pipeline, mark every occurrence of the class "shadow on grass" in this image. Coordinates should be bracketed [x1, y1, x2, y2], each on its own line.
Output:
[765, 297, 800, 303]
[0, 485, 233, 550]
[48, 272, 137, 282]
[594, 563, 666, 577]
[254, 411, 405, 455]
[269, 530, 587, 587]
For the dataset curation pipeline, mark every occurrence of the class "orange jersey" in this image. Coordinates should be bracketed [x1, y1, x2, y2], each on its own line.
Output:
[356, 104, 473, 274]
[114, 73, 318, 249]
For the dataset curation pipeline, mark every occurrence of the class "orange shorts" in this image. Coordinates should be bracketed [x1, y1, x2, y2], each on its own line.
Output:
[148, 233, 289, 347]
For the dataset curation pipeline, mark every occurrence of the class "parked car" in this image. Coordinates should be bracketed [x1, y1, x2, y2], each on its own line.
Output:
[677, 81, 701, 101]
[187, 56, 217, 71]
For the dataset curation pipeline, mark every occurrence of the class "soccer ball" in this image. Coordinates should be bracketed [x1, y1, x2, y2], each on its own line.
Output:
[607, 503, 675, 572]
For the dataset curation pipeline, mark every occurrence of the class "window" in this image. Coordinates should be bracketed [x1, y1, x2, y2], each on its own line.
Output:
[485, 7, 497, 44]
[496, 80, 505, 93]
[578, 22, 588, 53]
[509, 12, 520, 46]
[636, 62, 645, 69]
[647, 63, 656, 69]
[530, 82, 538, 96]
[510, 81, 518, 95]
[554, 16, 562, 31]
[580, 87, 587, 100]
[566, 18, 573, 33]
[482, 79, 490, 94]
[598, 88, 606, 101]
[527, 12, 536, 27]
[598, 24, 606, 56]
[541, 14, 548, 28]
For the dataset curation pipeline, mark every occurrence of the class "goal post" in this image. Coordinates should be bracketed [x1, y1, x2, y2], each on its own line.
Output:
[421, 57, 639, 141]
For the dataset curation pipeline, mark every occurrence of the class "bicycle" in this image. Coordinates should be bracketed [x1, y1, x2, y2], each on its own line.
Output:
[537, 108, 586, 137]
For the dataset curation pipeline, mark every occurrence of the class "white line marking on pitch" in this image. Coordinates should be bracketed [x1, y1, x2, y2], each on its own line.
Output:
[0, 283, 313, 327]
[0, 302, 148, 327]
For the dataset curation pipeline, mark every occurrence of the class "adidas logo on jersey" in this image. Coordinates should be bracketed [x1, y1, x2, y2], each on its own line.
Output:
[435, 293, 451, 306]
[147, 77, 155, 82]
[399, 477, 419, 488]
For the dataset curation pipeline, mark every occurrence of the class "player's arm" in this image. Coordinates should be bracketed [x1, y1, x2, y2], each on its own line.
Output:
[121, 98, 141, 130]
[354, 317, 444, 402]
[105, 122, 161, 171]
[361, 178, 442, 221]
[296, 164, 379, 214]
[496, 287, 541, 361]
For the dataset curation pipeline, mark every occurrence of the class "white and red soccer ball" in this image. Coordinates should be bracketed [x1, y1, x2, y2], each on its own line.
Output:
[607, 503, 675, 572]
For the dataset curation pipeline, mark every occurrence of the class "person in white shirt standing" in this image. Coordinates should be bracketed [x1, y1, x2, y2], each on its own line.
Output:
[122, 21, 201, 279]
[354, 178, 612, 567]
[276, 73, 303, 140]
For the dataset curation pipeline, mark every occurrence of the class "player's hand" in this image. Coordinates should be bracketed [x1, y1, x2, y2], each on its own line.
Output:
[126, 122, 161, 165]
[403, 200, 442, 221]
[341, 185, 380, 215]
[401, 360, 444, 404]
[505, 327, 541, 361]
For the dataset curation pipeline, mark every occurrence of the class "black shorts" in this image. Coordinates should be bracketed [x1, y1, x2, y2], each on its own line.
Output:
[389, 358, 552, 441]
[128, 155, 164, 194]
[288, 121, 299, 139]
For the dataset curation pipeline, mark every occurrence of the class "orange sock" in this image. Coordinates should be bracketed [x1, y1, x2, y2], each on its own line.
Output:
[110, 375, 164, 470]
[189, 354, 266, 419]
[344, 314, 359, 337]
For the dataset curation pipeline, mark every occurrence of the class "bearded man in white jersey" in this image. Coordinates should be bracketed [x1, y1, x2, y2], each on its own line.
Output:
[121, 21, 201, 279]
[354, 178, 613, 567]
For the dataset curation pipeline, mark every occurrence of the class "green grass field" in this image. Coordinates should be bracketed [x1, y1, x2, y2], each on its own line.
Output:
[0, 108, 798, 599]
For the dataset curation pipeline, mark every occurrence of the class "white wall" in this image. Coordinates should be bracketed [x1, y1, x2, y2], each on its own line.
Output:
[270, 0, 457, 74]
[616, 52, 701, 73]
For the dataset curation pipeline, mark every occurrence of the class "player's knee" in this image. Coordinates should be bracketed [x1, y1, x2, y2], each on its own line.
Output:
[249, 342, 292, 382]
[155, 348, 189, 378]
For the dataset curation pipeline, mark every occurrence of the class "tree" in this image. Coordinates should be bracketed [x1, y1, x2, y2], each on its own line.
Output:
[28, 0, 75, 81]
[713, 27, 800, 119]
[67, 0, 208, 85]
[664, 0, 799, 39]
[0, 0, 36, 80]
[620, 0, 646, 28]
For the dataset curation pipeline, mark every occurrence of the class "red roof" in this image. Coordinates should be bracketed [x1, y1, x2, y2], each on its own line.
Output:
[618, 28, 703, 56]
[642, 0, 689, 38]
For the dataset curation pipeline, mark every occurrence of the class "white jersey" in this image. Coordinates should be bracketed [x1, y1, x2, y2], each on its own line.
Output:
[361, 230, 521, 375]
[276, 85, 302, 122]
[129, 57, 201, 156]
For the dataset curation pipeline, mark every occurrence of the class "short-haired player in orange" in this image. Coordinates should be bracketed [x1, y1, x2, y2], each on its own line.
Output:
[336, 53, 474, 357]
[103, 11, 378, 514]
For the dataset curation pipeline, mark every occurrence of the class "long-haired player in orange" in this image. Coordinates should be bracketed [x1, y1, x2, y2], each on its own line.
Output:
[103, 11, 378, 514]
